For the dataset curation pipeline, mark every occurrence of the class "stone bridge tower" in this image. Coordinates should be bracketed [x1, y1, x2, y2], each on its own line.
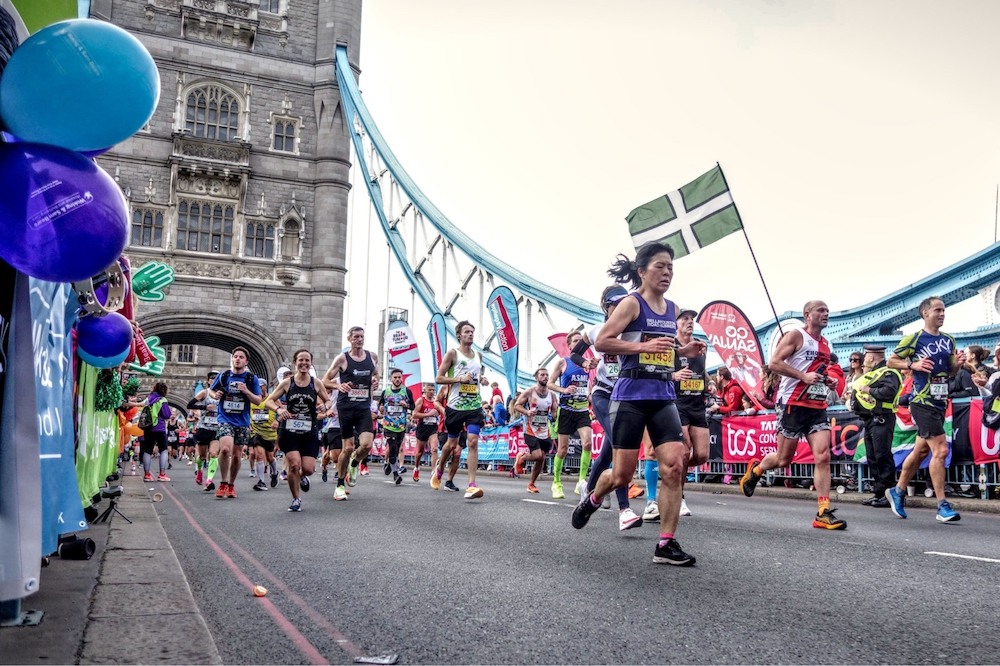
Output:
[89, 0, 362, 403]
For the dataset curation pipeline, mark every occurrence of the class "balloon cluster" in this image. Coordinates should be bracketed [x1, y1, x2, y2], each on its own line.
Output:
[0, 10, 161, 369]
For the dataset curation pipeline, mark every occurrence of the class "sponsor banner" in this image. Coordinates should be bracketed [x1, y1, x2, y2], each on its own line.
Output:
[427, 313, 447, 380]
[696, 301, 765, 409]
[968, 398, 1000, 464]
[30, 278, 87, 554]
[385, 320, 421, 398]
[486, 286, 519, 397]
[548, 333, 596, 383]
[719, 411, 863, 464]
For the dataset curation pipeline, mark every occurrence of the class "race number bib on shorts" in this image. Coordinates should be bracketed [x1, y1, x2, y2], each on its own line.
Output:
[638, 333, 674, 368]
[929, 376, 948, 398]
[286, 418, 312, 433]
[680, 379, 704, 392]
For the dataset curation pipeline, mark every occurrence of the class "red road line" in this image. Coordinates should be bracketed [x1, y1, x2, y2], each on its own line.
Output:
[163, 485, 329, 665]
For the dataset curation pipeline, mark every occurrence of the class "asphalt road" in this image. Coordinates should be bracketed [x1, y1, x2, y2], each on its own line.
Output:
[155, 467, 1000, 665]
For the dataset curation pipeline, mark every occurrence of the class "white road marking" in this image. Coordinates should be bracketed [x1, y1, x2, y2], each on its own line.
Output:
[522, 499, 562, 506]
[925, 551, 1000, 564]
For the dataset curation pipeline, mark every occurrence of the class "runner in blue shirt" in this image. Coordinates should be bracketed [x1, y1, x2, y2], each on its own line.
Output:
[885, 297, 966, 523]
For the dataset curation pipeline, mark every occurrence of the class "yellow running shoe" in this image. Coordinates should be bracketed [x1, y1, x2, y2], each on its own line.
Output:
[551, 481, 565, 499]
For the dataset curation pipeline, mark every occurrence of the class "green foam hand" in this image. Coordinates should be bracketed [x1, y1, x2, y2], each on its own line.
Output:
[131, 262, 175, 302]
[130, 336, 166, 376]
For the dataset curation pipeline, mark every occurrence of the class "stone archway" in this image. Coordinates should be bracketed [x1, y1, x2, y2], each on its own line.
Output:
[138, 310, 286, 382]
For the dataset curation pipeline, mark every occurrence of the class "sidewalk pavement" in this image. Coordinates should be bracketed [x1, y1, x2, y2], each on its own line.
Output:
[2, 470, 997, 664]
[0, 473, 221, 665]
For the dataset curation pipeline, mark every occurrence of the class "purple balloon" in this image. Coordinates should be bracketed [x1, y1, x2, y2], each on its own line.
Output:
[76, 311, 133, 360]
[0, 142, 128, 282]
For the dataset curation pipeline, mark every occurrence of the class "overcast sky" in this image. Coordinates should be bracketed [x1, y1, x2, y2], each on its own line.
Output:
[344, 0, 1000, 368]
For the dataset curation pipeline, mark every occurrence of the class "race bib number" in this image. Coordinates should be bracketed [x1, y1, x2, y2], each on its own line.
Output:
[167, 433, 177, 443]
[929, 377, 948, 398]
[638, 333, 674, 367]
[680, 379, 704, 392]
[286, 418, 312, 433]
[459, 382, 479, 395]
[223, 399, 245, 413]
[574, 385, 589, 397]
[387, 405, 404, 415]
[530, 414, 549, 430]
[201, 416, 218, 427]
[422, 416, 438, 424]
[806, 382, 828, 400]
[252, 412, 269, 423]
[348, 387, 369, 400]
[605, 363, 620, 379]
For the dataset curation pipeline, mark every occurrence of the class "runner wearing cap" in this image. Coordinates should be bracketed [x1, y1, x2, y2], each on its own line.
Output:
[885, 297, 965, 523]
[573, 242, 707, 566]
[672, 308, 709, 518]
[568, 285, 642, 530]
[188, 370, 221, 489]
[547, 329, 595, 500]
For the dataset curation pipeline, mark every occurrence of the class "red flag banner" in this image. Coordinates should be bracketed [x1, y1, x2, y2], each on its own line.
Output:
[697, 300, 765, 409]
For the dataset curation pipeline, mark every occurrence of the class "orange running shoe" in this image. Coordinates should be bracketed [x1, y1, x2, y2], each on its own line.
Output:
[215, 482, 227, 498]
[526, 483, 539, 493]
[226, 484, 237, 498]
[627, 482, 644, 499]
[514, 452, 526, 476]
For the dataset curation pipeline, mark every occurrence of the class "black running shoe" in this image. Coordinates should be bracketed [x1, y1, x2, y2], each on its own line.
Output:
[393, 471, 402, 485]
[384, 462, 392, 476]
[444, 480, 460, 492]
[572, 498, 599, 529]
[270, 473, 278, 488]
[653, 538, 696, 566]
[204, 481, 215, 492]
[739, 459, 762, 498]
[300, 476, 310, 492]
[321, 469, 328, 482]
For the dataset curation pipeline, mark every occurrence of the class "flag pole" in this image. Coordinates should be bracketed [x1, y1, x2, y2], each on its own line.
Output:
[716, 163, 785, 335]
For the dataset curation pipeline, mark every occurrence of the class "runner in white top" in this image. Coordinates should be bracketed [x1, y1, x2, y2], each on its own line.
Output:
[513, 368, 558, 493]
[738, 300, 846, 530]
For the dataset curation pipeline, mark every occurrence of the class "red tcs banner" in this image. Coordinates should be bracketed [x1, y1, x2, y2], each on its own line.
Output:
[721, 413, 861, 463]
[967, 398, 1000, 464]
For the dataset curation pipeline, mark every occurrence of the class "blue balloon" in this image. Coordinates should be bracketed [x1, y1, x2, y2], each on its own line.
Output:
[76, 311, 133, 365]
[0, 141, 128, 282]
[78, 346, 131, 369]
[0, 19, 160, 152]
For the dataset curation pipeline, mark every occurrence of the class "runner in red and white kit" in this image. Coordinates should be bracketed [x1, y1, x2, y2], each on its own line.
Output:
[412, 383, 444, 482]
[738, 300, 846, 530]
[512, 368, 559, 493]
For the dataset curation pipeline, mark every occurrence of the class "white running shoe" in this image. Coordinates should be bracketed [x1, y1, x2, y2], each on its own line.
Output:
[642, 499, 660, 521]
[574, 479, 588, 496]
[679, 498, 692, 517]
[618, 507, 643, 531]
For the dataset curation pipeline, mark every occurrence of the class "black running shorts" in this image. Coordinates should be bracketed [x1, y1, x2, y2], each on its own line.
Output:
[909, 402, 946, 438]
[676, 399, 708, 429]
[339, 406, 373, 440]
[323, 427, 343, 450]
[777, 404, 830, 440]
[444, 407, 483, 437]
[557, 409, 592, 436]
[524, 434, 553, 454]
[415, 423, 439, 442]
[608, 400, 683, 450]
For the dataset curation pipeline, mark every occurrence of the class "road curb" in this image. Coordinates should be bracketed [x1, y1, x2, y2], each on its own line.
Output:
[79, 473, 222, 665]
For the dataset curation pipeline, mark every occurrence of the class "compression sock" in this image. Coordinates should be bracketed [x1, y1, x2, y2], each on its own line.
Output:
[578, 452, 592, 484]
[159, 450, 169, 474]
[553, 456, 564, 485]
[644, 460, 659, 502]
[207, 458, 219, 480]
[255, 461, 266, 479]
[142, 453, 152, 475]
